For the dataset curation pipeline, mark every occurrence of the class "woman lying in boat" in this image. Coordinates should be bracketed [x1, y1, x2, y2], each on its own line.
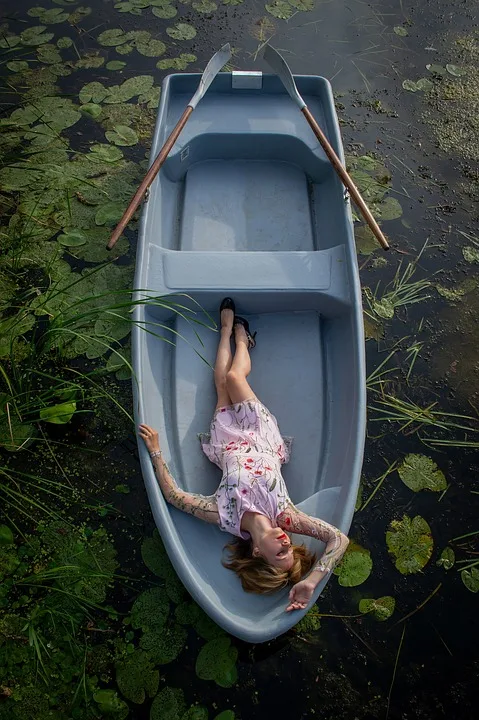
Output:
[139, 298, 349, 612]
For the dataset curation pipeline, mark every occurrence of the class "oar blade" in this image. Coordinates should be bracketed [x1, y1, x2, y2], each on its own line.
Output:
[189, 43, 232, 109]
[263, 44, 306, 110]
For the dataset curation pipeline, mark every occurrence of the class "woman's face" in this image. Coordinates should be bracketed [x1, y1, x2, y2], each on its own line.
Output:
[255, 528, 294, 570]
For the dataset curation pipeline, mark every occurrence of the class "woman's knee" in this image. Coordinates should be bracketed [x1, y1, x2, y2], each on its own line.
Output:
[226, 369, 243, 390]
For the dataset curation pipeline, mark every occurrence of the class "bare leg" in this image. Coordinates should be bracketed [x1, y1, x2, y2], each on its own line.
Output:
[214, 308, 234, 409]
[226, 324, 258, 404]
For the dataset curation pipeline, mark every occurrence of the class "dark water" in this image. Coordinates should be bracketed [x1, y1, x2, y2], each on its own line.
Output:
[1, 1, 478, 719]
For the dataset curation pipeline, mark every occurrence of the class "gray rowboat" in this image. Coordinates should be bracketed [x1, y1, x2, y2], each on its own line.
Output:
[132, 71, 366, 643]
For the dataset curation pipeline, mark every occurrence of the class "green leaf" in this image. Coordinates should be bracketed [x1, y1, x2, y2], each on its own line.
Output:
[446, 63, 467, 77]
[58, 229, 87, 247]
[6, 61, 29, 72]
[461, 567, 479, 593]
[195, 637, 238, 687]
[57, 36, 73, 48]
[175, 601, 201, 626]
[436, 546, 455, 570]
[40, 401, 76, 424]
[355, 225, 380, 255]
[79, 81, 109, 104]
[182, 708, 208, 720]
[265, 1, 294, 19]
[402, 79, 419, 92]
[141, 529, 175, 578]
[214, 713, 235, 720]
[106, 60, 127, 70]
[359, 596, 395, 621]
[115, 484, 130, 494]
[141, 623, 187, 664]
[397, 454, 447, 493]
[20, 25, 55, 46]
[95, 202, 125, 226]
[334, 542, 373, 587]
[166, 23, 197, 40]
[137, 39, 167, 57]
[152, 4, 178, 18]
[294, 608, 321, 634]
[386, 515, 433, 574]
[80, 103, 103, 118]
[378, 196, 403, 221]
[150, 687, 186, 720]
[116, 648, 159, 704]
[463, 246, 479, 264]
[426, 63, 447, 76]
[88, 143, 124, 163]
[0, 526, 14, 546]
[105, 125, 139, 146]
[131, 587, 169, 631]
[98, 28, 130, 46]
[415, 77, 433, 91]
[28, 7, 70, 23]
[393, 26, 408, 36]
[192, 0, 217, 12]
[93, 689, 129, 716]
[289, 0, 314, 9]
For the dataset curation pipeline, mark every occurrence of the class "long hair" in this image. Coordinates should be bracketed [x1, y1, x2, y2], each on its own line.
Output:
[223, 537, 317, 594]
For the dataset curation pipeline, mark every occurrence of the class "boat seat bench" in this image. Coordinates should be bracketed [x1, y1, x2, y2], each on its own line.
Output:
[147, 245, 351, 313]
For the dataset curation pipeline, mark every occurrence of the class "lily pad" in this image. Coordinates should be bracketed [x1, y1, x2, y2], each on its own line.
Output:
[446, 63, 467, 77]
[88, 144, 124, 163]
[106, 60, 127, 70]
[57, 36, 73, 48]
[294, 608, 321, 634]
[265, 0, 295, 19]
[105, 125, 139, 146]
[166, 23, 197, 40]
[116, 648, 159, 704]
[79, 81, 109, 104]
[93, 690, 128, 718]
[436, 546, 455, 570]
[131, 587, 169, 631]
[333, 541, 373, 587]
[214, 713, 235, 720]
[98, 28, 131, 46]
[402, 78, 433, 92]
[378, 196, 403, 221]
[39, 401, 76, 424]
[0, 526, 14, 546]
[192, 0, 217, 12]
[393, 26, 408, 36]
[58, 229, 87, 246]
[95, 202, 125, 226]
[355, 225, 380, 255]
[152, 3, 178, 18]
[359, 596, 395, 621]
[136, 39, 167, 57]
[386, 514, 433, 574]
[397, 454, 447, 493]
[80, 103, 103, 119]
[140, 623, 187, 665]
[289, 0, 314, 8]
[20, 25, 55, 46]
[7, 61, 29, 72]
[195, 637, 238, 688]
[150, 687, 186, 720]
[461, 567, 479, 593]
[426, 63, 447, 76]
[463, 246, 479, 264]
[141, 529, 175, 578]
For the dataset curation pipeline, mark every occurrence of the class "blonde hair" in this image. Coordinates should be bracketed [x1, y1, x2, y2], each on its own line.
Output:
[222, 538, 317, 594]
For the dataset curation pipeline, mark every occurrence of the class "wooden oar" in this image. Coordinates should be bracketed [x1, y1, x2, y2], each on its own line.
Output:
[263, 45, 390, 251]
[107, 43, 232, 250]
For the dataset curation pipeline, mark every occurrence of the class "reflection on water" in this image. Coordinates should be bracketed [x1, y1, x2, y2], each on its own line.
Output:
[0, 0, 477, 718]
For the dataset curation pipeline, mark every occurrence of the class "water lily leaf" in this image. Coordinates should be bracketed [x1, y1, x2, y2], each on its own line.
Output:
[40, 401, 76, 424]
[265, 1, 295, 19]
[81, 103, 103, 119]
[106, 60, 127, 70]
[68, 6, 92, 23]
[152, 3, 178, 18]
[150, 687, 186, 720]
[355, 225, 380, 255]
[182, 708, 208, 720]
[196, 637, 238, 687]
[115, 483, 130, 494]
[294, 608, 321, 634]
[37, 43, 63, 64]
[98, 28, 130, 46]
[28, 7, 70, 23]
[436, 546, 455, 570]
[175, 601, 201, 626]
[75, 53, 105, 69]
[446, 63, 467, 77]
[463, 246, 479, 263]
[116, 648, 159, 704]
[136, 39, 167, 57]
[157, 54, 197, 70]
[57, 36, 73, 48]
[79, 81, 109, 104]
[386, 514, 433, 574]
[359, 596, 395, 621]
[0, 35, 21, 49]
[105, 125, 139, 146]
[93, 689, 128, 717]
[58, 229, 87, 246]
[131, 587, 169, 631]
[426, 63, 447, 76]
[379, 196, 403, 221]
[334, 541, 373, 587]
[116, 43, 134, 55]
[95, 202, 125, 226]
[393, 26, 408, 36]
[415, 77, 433, 91]
[0, 526, 14, 546]
[166, 23, 197, 40]
[7, 61, 29, 72]
[214, 713, 235, 720]
[0, 417, 35, 451]
[289, 0, 314, 8]
[461, 567, 479, 593]
[402, 79, 419, 92]
[141, 528, 174, 577]
[20, 25, 55, 46]
[141, 623, 187, 664]
[398, 454, 447, 493]
[88, 143, 124, 163]
[192, 0, 217, 12]
[370, 296, 395, 319]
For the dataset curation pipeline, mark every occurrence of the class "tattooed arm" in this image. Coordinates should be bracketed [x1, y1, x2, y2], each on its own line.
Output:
[139, 424, 219, 525]
[277, 504, 349, 612]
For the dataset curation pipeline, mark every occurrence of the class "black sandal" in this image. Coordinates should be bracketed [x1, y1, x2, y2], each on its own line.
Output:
[233, 316, 257, 349]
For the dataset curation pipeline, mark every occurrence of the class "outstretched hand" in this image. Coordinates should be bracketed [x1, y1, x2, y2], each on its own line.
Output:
[285, 579, 316, 612]
[138, 424, 160, 454]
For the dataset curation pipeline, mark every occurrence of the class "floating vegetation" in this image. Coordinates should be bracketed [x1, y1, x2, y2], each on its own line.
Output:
[157, 53, 197, 70]
[386, 515, 433, 574]
[436, 546, 455, 570]
[97, 28, 167, 57]
[265, 0, 313, 20]
[397, 454, 447, 493]
[166, 22, 197, 40]
[359, 596, 395, 621]
[334, 541, 373, 587]
[402, 78, 433, 92]
[195, 636, 238, 687]
[364, 257, 431, 321]
[461, 567, 479, 593]
[393, 26, 408, 37]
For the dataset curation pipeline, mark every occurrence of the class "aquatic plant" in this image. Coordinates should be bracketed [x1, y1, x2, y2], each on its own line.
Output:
[386, 515, 433, 574]
[333, 541, 373, 587]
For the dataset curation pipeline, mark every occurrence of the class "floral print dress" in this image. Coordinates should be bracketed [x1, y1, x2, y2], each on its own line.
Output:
[201, 399, 292, 539]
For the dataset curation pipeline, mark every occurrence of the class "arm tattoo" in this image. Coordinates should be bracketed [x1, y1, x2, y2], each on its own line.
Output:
[151, 455, 219, 525]
[277, 503, 349, 572]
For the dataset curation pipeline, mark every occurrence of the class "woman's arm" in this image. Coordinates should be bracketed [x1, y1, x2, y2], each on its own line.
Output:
[139, 424, 220, 525]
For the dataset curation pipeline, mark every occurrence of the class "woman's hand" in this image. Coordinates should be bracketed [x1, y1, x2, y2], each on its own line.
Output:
[138, 424, 160, 455]
[285, 579, 316, 612]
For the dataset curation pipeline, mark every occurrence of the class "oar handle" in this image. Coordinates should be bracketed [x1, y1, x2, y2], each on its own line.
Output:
[302, 107, 390, 251]
[107, 106, 194, 250]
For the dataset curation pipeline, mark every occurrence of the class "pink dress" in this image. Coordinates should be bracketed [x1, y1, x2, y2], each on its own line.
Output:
[201, 399, 292, 539]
